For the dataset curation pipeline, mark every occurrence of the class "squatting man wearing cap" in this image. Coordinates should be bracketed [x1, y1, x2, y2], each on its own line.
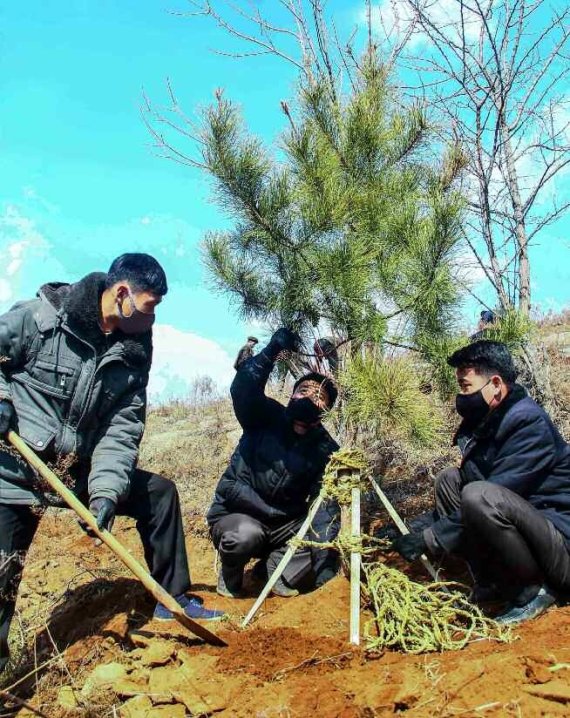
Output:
[0, 253, 224, 674]
[391, 340, 570, 624]
[208, 328, 341, 598]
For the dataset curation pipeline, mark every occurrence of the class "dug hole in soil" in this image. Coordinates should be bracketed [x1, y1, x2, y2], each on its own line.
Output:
[2, 509, 570, 718]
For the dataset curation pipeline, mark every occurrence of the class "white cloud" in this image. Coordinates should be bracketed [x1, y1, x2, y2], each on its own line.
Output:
[140, 216, 152, 225]
[359, 0, 487, 51]
[21, 186, 59, 214]
[6, 259, 22, 276]
[148, 324, 235, 403]
[0, 206, 51, 311]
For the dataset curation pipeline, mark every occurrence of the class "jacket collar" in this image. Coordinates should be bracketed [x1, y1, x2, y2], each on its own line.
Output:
[454, 383, 527, 444]
[38, 273, 152, 368]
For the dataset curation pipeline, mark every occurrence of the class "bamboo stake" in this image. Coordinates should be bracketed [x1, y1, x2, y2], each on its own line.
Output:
[369, 475, 441, 583]
[349, 486, 360, 645]
[242, 494, 325, 627]
[7, 431, 227, 647]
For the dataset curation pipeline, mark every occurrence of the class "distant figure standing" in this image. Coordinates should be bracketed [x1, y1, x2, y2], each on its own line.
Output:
[312, 337, 339, 377]
[233, 336, 259, 370]
[470, 309, 497, 341]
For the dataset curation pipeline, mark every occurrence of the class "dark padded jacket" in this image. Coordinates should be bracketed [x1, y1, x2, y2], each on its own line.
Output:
[207, 347, 339, 528]
[0, 273, 151, 506]
[429, 384, 570, 552]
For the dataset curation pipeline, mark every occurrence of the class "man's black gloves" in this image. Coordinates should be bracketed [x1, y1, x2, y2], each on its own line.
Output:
[88, 497, 117, 533]
[391, 532, 427, 562]
[266, 328, 302, 360]
[0, 400, 15, 435]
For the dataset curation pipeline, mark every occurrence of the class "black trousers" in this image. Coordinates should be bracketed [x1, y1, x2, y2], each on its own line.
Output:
[211, 506, 339, 588]
[0, 469, 191, 673]
[426, 468, 570, 599]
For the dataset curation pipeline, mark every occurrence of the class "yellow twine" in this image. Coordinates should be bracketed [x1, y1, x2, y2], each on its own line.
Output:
[302, 447, 513, 654]
[321, 447, 370, 504]
[362, 562, 512, 653]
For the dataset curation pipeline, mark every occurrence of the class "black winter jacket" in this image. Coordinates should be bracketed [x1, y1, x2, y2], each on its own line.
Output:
[207, 348, 339, 527]
[430, 384, 570, 552]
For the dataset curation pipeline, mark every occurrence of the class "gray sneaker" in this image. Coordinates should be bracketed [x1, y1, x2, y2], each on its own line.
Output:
[271, 575, 299, 598]
[216, 564, 243, 598]
[495, 585, 556, 625]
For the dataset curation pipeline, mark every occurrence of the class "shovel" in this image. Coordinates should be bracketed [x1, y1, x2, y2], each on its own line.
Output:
[7, 431, 227, 647]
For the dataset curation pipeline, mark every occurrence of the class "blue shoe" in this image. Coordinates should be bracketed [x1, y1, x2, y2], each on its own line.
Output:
[153, 594, 226, 622]
[495, 585, 556, 625]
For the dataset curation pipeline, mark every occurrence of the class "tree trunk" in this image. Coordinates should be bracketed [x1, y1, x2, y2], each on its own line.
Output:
[501, 121, 531, 314]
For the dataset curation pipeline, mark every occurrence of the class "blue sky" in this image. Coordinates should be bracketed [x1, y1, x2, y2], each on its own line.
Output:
[1, 1, 568, 400]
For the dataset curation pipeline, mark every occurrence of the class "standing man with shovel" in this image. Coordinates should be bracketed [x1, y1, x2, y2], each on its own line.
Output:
[0, 253, 224, 674]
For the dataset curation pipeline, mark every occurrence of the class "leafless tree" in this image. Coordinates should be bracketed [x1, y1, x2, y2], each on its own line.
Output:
[394, 0, 570, 315]
[142, 1, 416, 169]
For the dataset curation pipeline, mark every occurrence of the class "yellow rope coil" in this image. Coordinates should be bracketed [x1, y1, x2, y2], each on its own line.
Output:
[300, 447, 513, 654]
[362, 562, 512, 653]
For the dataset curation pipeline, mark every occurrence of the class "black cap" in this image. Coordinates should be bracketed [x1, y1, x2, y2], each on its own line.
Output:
[247, 336, 259, 343]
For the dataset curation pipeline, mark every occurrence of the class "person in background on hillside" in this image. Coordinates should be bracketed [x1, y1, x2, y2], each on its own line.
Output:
[0, 254, 223, 674]
[233, 336, 259, 370]
[208, 328, 340, 599]
[390, 340, 570, 624]
[311, 337, 339, 377]
[469, 309, 497, 341]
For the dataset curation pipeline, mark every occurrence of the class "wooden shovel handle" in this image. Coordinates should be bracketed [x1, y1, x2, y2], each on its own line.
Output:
[7, 431, 227, 647]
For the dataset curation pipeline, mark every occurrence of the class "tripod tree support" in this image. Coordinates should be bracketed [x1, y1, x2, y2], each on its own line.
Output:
[242, 493, 325, 627]
[369, 475, 440, 583]
[7, 431, 227, 648]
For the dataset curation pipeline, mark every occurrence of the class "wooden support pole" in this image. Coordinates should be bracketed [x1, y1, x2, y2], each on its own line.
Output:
[7, 431, 227, 647]
[349, 486, 361, 646]
[369, 475, 441, 583]
[242, 494, 325, 628]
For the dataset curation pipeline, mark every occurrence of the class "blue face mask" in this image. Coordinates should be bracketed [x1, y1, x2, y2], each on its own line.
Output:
[117, 290, 155, 334]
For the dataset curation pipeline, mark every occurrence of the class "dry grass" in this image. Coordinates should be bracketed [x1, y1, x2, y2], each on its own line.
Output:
[139, 397, 241, 537]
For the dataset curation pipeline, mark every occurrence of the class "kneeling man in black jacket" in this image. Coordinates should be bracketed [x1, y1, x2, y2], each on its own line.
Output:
[392, 340, 570, 624]
[207, 328, 340, 598]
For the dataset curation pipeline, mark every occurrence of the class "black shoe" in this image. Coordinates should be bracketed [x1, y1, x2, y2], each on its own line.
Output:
[495, 585, 557, 625]
[216, 564, 243, 598]
[470, 583, 502, 604]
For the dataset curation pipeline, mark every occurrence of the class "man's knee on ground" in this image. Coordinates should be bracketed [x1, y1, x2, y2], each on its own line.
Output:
[461, 481, 502, 524]
[219, 521, 265, 556]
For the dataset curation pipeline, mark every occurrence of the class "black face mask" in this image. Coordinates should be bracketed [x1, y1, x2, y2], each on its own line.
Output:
[117, 291, 155, 335]
[286, 397, 323, 425]
[455, 380, 492, 424]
